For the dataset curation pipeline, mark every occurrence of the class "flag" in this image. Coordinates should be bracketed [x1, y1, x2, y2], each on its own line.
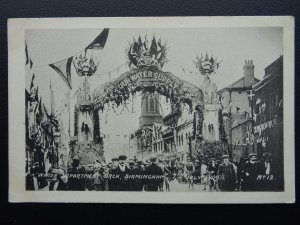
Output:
[236, 107, 240, 112]
[49, 57, 73, 90]
[150, 36, 157, 57]
[25, 42, 29, 65]
[35, 87, 39, 102]
[50, 28, 109, 88]
[85, 28, 109, 50]
[30, 73, 35, 91]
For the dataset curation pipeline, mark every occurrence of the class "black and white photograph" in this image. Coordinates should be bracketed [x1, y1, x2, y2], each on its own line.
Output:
[8, 17, 295, 203]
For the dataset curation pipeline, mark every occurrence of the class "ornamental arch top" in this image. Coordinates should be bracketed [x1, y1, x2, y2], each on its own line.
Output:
[92, 67, 204, 111]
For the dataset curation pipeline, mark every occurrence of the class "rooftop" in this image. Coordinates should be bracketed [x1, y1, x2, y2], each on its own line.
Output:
[218, 77, 260, 93]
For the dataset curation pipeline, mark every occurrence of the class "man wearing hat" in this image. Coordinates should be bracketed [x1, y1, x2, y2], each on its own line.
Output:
[131, 161, 145, 191]
[243, 153, 264, 191]
[144, 157, 164, 191]
[68, 159, 86, 191]
[217, 155, 237, 191]
[111, 158, 119, 169]
[109, 155, 131, 191]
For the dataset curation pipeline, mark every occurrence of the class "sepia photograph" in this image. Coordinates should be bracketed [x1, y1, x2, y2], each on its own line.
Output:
[8, 17, 295, 203]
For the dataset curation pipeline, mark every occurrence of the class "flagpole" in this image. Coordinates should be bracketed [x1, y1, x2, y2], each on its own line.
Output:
[68, 90, 71, 139]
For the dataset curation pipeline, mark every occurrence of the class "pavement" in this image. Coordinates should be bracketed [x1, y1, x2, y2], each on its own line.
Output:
[166, 180, 219, 192]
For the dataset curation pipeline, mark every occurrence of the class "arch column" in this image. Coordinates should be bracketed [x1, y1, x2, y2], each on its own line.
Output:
[93, 109, 101, 144]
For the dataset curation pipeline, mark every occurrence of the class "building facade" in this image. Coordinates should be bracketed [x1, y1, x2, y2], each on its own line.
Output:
[218, 60, 260, 160]
[252, 55, 283, 190]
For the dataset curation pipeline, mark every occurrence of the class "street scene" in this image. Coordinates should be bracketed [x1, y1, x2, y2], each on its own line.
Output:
[25, 27, 284, 192]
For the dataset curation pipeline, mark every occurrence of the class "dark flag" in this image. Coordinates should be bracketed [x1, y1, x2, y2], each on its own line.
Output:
[25, 42, 29, 65]
[49, 57, 73, 90]
[50, 28, 109, 88]
[30, 73, 35, 91]
[30, 59, 33, 69]
[35, 87, 39, 102]
[150, 36, 157, 57]
[236, 107, 240, 112]
[85, 28, 109, 50]
[137, 35, 143, 48]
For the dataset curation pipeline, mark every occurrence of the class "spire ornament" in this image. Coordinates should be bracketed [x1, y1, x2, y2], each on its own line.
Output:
[194, 53, 221, 79]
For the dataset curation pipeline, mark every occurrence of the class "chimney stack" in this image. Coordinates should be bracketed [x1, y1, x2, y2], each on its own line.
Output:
[243, 60, 255, 87]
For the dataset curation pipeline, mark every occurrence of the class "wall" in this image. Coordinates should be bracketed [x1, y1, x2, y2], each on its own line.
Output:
[202, 104, 220, 140]
[220, 89, 251, 114]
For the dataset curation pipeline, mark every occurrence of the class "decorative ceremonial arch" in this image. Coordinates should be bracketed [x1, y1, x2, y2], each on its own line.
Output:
[80, 34, 219, 148]
[92, 67, 204, 111]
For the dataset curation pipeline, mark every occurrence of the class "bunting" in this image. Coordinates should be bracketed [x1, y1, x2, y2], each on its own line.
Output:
[49, 57, 73, 90]
[86, 28, 109, 50]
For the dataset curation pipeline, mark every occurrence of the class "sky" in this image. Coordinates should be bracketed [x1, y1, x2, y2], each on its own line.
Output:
[25, 27, 283, 136]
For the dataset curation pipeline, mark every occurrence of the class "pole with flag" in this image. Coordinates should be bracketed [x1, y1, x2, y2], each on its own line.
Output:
[49, 28, 110, 148]
[49, 28, 110, 90]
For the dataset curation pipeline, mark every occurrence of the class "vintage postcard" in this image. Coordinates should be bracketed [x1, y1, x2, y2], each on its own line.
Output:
[8, 16, 295, 203]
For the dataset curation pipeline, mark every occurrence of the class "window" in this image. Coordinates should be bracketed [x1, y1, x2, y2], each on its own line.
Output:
[149, 97, 155, 112]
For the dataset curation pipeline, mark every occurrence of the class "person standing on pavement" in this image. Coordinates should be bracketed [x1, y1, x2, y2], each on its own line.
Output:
[187, 161, 195, 190]
[109, 155, 131, 191]
[144, 157, 164, 191]
[131, 161, 145, 191]
[200, 160, 209, 191]
[208, 158, 219, 190]
[68, 159, 86, 191]
[217, 155, 237, 191]
[93, 168, 104, 191]
[243, 153, 264, 191]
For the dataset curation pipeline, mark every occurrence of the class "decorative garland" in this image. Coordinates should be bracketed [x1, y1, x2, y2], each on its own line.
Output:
[195, 140, 228, 161]
[93, 67, 203, 114]
[195, 104, 204, 141]
[218, 108, 227, 144]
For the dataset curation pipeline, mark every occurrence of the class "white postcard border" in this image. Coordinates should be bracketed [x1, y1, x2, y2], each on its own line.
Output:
[8, 16, 295, 203]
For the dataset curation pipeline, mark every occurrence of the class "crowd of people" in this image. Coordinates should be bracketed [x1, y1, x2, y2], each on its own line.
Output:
[26, 152, 276, 192]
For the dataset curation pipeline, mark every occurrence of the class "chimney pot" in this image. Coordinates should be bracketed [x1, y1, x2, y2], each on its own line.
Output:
[243, 59, 254, 87]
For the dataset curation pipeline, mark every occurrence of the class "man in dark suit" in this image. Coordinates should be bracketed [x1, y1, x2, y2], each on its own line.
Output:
[243, 153, 264, 191]
[217, 155, 237, 192]
[144, 157, 164, 191]
[68, 159, 86, 191]
[131, 161, 145, 191]
[109, 155, 131, 191]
